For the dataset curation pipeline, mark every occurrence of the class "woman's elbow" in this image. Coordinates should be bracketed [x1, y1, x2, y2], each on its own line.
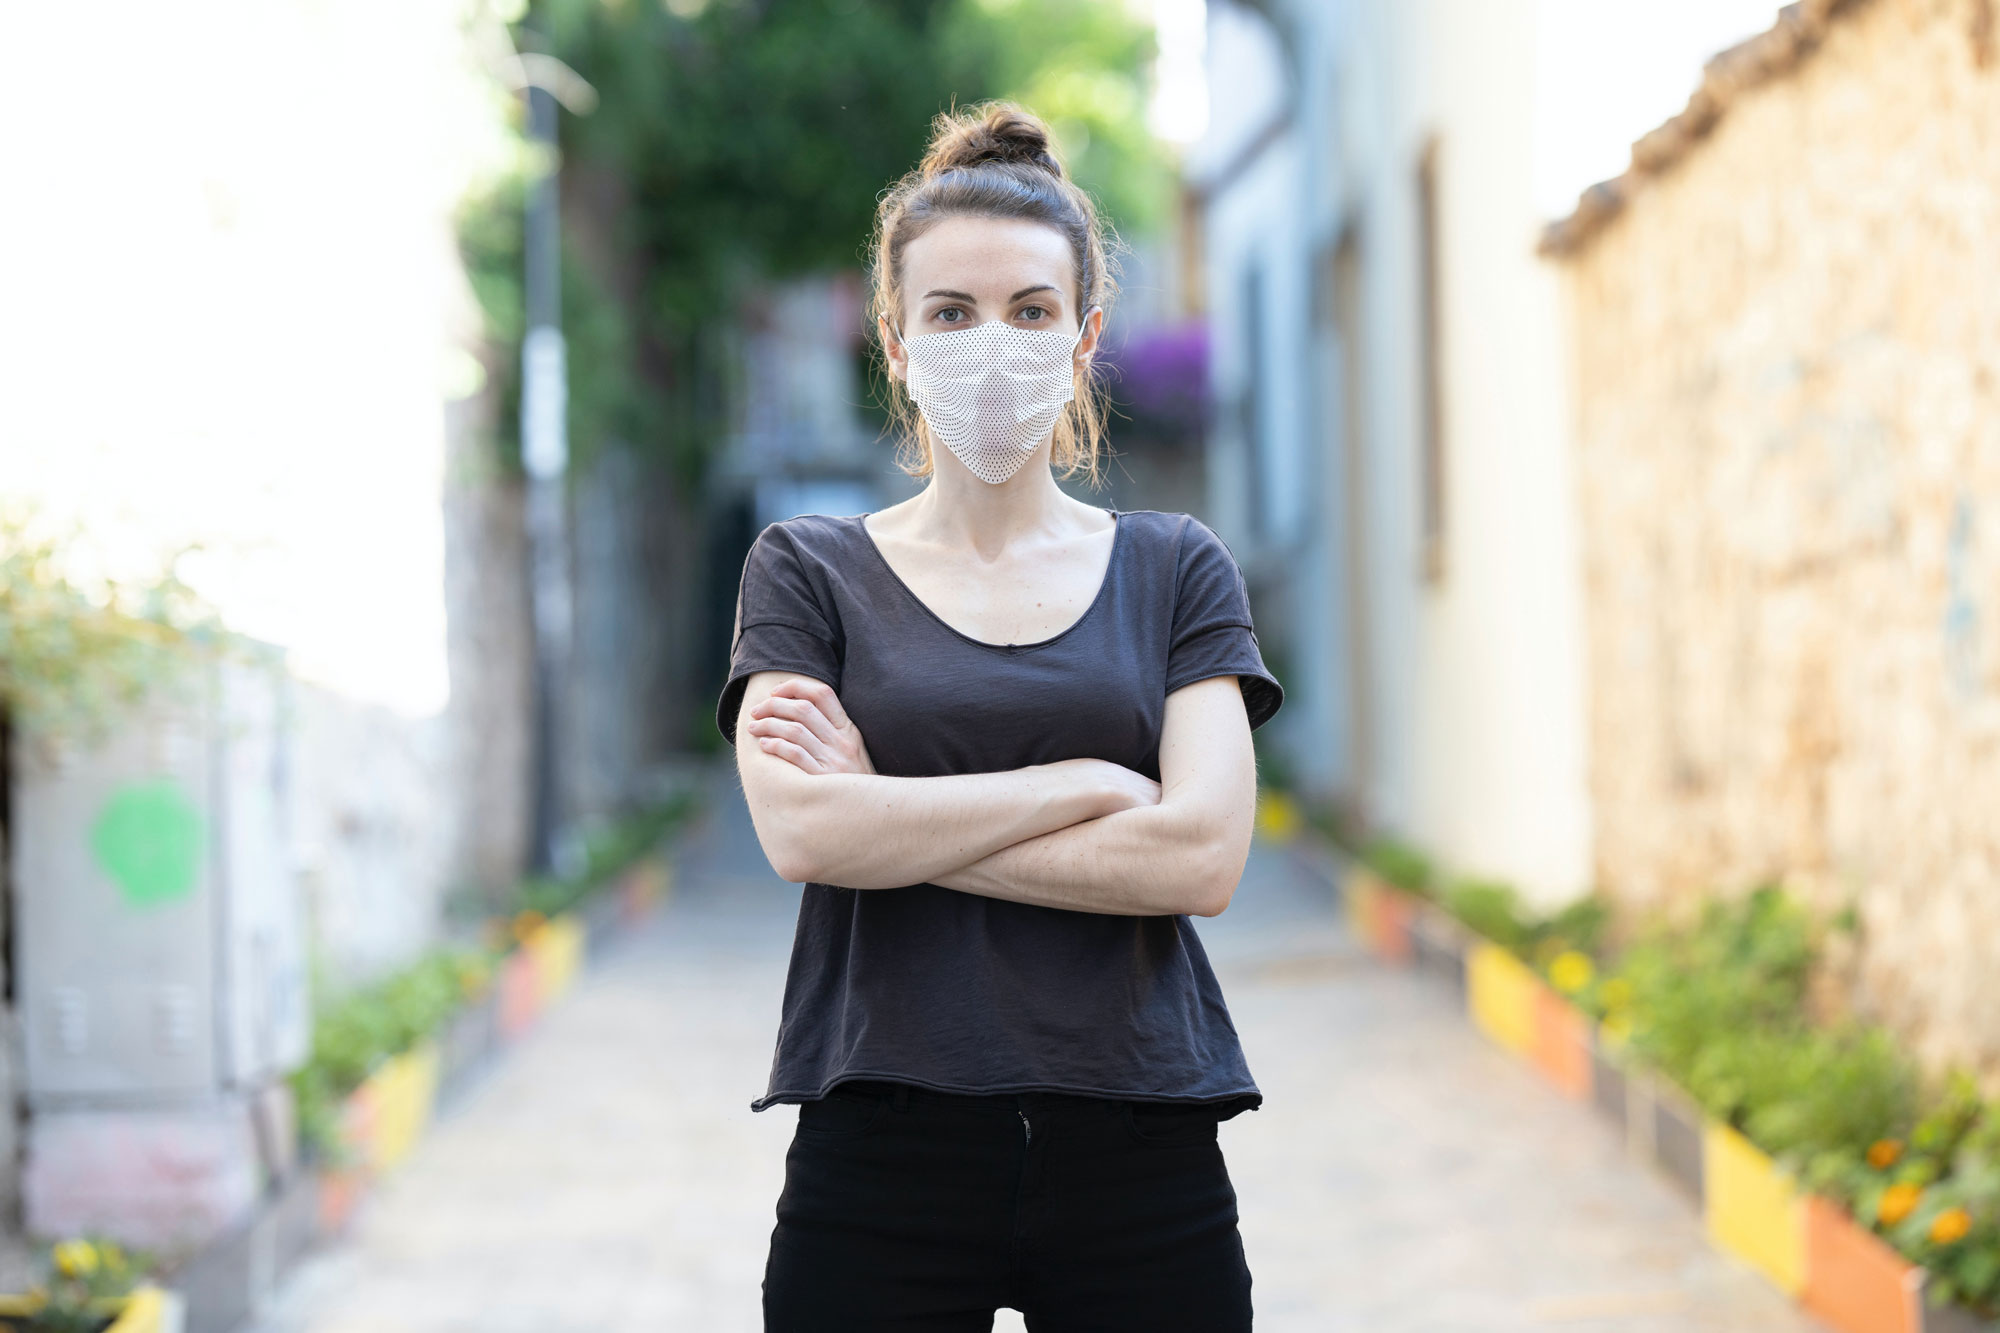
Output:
[1184, 836, 1248, 917]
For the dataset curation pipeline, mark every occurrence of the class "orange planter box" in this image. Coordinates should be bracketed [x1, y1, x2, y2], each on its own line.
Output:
[1531, 986, 1593, 1102]
[1371, 887, 1415, 963]
[497, 946, 541, 1038]
[1803, 1196, 1924, 1333]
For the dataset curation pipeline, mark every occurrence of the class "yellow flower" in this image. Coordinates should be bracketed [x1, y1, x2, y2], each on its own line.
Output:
[1599, 977, 1633, 1010]
[1600, 1010, 1634, 1046]
[51, 1240, 97, 1278]
[1879, 1182, 1925, 1227]
[1254, 791, 1301, 842]
[1930, 1207, 1973, 1245]
[1548, 950, 1595, 995]
[510, 909, 547, 944]
[1867, 1139, 1904, 1170]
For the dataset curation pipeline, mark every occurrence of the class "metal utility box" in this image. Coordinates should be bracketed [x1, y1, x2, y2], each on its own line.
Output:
[12, 646, 307, 1105]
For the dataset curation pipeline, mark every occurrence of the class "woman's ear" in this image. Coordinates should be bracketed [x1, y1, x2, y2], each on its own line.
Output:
[879, 314, 909, 383]
[1074, 305, 1106, 367]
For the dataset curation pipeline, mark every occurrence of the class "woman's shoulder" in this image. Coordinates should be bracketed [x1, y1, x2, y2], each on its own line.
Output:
[1115, 508, 1238, 568]
[751, 511, 871, 565]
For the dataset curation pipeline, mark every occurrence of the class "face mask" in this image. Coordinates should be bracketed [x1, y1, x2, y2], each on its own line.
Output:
[899, 315, 1092, 485]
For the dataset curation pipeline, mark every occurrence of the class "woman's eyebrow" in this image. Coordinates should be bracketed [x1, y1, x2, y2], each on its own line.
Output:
[1010, 284, 1059, 301]
[921, 288, 979, 303]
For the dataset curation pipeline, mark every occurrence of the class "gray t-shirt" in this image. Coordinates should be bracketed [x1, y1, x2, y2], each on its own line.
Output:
[716, 507, 1284, 1114]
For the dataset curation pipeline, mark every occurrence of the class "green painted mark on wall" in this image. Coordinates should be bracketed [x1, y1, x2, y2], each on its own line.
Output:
[90, 780, 205, 908]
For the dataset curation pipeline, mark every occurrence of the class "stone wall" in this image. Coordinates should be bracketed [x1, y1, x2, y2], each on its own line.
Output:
[1563, 0, 2000, 1076]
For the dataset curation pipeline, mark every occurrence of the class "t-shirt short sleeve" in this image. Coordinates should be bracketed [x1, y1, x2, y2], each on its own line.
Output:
[1166, 517, 1284, 731]
[715, 524, 844, 745]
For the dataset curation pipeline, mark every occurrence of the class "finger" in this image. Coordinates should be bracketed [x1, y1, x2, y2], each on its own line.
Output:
[756, 735, 822, 774]
[747, 717, 831, 763]
[750, 695, 840, 748]
[773, 677, 850, 731]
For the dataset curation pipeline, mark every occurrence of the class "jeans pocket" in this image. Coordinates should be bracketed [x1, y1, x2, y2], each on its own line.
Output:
[1122, 1100, 1223, 1148]
[796, 1086, 889, 1139]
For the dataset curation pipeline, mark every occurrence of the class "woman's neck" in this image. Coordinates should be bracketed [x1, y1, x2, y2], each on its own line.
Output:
[902, 454, 1104, 557]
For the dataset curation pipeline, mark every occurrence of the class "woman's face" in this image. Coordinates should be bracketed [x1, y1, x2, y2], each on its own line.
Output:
[882, 215, 1102, 380]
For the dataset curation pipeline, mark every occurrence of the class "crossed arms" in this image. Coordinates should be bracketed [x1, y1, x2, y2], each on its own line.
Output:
[731, 670, 1258, 917]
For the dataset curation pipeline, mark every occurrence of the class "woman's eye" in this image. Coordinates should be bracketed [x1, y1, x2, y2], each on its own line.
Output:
[936, 307, 964, 324]
[1018, 306, 1048, 321]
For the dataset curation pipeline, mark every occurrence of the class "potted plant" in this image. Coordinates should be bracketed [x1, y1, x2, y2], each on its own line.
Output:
[0, 1238, 167, 1333]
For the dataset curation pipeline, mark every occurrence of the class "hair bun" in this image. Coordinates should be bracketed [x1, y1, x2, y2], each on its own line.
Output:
[920, 102, 1065, 179]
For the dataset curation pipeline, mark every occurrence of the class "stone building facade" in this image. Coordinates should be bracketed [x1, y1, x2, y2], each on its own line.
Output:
[1550, 0, 2000, 1074]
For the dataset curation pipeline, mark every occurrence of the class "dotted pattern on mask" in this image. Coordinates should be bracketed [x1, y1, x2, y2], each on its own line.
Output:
[904, 320, 1081, 484]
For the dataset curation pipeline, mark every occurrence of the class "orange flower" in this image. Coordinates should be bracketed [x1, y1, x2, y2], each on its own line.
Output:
[1878, 1182, 1924, 1227]
[1867, 1139, 1904, 1170]
[1930, 1207, 1973, 1245]
[510, 909, 547, 944]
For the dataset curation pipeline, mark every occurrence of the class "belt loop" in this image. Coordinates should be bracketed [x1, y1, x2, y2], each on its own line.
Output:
[891, 1083, 911, 1113]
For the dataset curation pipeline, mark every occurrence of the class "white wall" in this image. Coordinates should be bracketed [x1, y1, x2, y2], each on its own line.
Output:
[2, 0, 523, 972]
[1201, 0, 1595, 905]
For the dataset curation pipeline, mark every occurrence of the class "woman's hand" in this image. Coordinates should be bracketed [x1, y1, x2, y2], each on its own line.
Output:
[745, 677, 875, 776]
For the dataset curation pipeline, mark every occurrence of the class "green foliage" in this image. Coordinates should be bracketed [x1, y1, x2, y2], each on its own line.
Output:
[1738, 1026, 1917, 1171]
[25, 1236, 152, 1333]
[1362, 838, 1433, 895]
[291, 795, 700, 1164]
[0, 510, 219, 738]
[291, 945, 499, 1164]
[1444, 879, 1535, 956]
[458, 0, 1170, 483]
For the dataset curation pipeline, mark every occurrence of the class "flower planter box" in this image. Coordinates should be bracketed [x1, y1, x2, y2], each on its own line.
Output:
[1467, 941, 1539, 1057]
[1922, 1301, 2000, 1331]
[1651, 1080, 1706, 1206]
[497, 945, 541, 1039]
[525, 914, 586, 1007]
[1370, 886, 1416, 963]
[1590, 1033, 1630, 1134]
[1408, 903, 1469, 999]
[1704, 1123, 1806, 1297]
[1342, 867, 1384, 952]
[0, 1285, 167, 1333]
[314, 1163, 365, 1236]
[622, 855, 670, 924]
[1802, 1194, 1925, 1333]
[363, 1040, 441, 1175]
[1530, 986, 1594, 1102]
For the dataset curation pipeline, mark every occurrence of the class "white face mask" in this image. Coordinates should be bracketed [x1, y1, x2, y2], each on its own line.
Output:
[899, 315, 1092, 484]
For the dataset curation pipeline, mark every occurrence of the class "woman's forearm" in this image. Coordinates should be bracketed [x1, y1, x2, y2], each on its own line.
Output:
[740, 755, 1145, 889]
[930, 798, 1247, 917]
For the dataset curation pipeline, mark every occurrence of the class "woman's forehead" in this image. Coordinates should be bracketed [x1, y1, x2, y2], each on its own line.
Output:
[902, 216, 1075, 300]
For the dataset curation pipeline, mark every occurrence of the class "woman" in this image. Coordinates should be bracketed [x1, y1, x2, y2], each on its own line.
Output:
[716, 102, 1283, 1332]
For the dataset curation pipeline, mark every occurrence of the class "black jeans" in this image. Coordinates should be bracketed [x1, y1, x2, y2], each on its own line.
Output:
[762, 1079, 1254, 1331]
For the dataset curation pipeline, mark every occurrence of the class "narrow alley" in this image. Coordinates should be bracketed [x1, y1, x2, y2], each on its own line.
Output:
[249, 772, 1821, 1332]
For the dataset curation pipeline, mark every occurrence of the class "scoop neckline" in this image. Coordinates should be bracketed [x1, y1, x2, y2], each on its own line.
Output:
[853, 508, 1124, 652]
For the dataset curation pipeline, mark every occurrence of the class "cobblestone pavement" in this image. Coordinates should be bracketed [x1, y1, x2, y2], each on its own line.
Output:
[251, 774, 1824, 1332]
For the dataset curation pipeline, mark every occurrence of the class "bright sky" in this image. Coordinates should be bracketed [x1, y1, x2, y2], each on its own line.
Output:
[1148, 0, 1787, 216]
[1532, 0, 1787, 219]
[1, 0, 517, 717]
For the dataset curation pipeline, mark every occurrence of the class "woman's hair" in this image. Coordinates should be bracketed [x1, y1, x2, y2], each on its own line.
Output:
[868, 101, 1121, 486]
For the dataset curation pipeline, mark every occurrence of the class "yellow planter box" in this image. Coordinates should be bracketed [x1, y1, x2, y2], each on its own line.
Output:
[527, 913, 586, 1005]
[1467, 942, 1539, 1056]
[366, 1039, 442, 1174]
[1704, 1123, 1806, 1296]
[1343, 868, 1383, 944]
[0, 1285, 167, 1332]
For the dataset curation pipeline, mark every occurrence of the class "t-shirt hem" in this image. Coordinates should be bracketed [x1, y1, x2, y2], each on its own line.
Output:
[750, 1070, 1263, 1114]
